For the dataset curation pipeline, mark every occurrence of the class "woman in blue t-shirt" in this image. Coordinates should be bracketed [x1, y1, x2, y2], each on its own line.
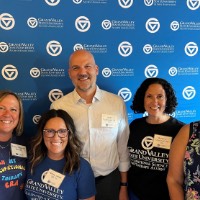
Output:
[0, 90, 27, 200]
[25, 109, 96, 200]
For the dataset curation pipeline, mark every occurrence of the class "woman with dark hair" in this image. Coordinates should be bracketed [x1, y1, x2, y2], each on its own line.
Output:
[25, 109, 95, 200]
[0, 90, 27, 200]
[128, 78, 185, 200]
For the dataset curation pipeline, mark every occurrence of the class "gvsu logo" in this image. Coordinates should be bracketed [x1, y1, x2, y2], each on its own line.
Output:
[146, 18, 160, 33]
[49, 89, 63, 102]
[118, 41, 133, 57]
[0, 42, 9, 53]
[0, 13, 15, 30]
[33, 115, 41, 124]
[184, 42, 198, 56]
[102, 20, 112, 30]
[144, 65, 158, 78]
[2, 65, 18, 80]
[45, 0, 60, 6]
[74, 44, 84, 51]
[187, 0, 200, 10]
[75, 16, 90, 32]
[46, 40, 62, 56]
[143, 44, 153, 54]
[73, 0, 82, 4]
[102, 68, 112, 78]
[27, 17, 38, 28]
[170, 21, 179, 31]
[118, 88, 132, 102]
[144, 0, 154, 6]
[118, 0, 133, 8]
[30, 68, 41, 78]
[168, 67, 178, 76]
[182, 86, 196, 100]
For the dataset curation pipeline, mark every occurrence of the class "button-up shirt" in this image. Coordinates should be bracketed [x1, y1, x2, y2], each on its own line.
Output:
[50, 86, 130, 177]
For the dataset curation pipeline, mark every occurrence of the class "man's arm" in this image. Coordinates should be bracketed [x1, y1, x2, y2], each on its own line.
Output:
[119, 171, 129, 200]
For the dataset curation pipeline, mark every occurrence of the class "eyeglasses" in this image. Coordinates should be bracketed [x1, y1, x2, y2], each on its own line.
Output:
[43, 129, 69, 138]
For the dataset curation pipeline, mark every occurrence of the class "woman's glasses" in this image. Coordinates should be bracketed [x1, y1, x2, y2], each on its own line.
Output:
[43, 129, 69, 138]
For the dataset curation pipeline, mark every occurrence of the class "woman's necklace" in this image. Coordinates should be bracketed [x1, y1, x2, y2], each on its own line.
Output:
[0, 143, 10, 149]
[0, 138, 12, 162]
[0, 138, 12, 149]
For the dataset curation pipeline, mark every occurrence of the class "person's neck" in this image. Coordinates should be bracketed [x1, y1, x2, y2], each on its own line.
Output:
[146, 114, 170, 124]
[0, 132, 13, 142]
[76, 87, 96, 104]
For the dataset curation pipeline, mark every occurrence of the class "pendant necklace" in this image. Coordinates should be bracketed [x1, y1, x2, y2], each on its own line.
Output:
[0, 138, 12, 149]
[0, 143, 10, 149]
[0, 138, 12, 163]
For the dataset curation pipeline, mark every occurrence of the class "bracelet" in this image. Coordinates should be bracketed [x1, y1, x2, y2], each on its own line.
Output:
[120, 182, 128, 186]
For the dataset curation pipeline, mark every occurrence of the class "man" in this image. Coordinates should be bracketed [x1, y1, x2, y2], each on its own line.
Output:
[50, 49, 130, 200]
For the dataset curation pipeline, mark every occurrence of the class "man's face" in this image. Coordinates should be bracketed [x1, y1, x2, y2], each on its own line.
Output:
[68, 51, 99, 93]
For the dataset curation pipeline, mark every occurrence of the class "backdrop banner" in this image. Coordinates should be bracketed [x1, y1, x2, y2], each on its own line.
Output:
[1, 0, 200, 136]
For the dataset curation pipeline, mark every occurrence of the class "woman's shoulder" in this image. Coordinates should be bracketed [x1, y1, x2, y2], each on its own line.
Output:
[80, 157, 91, 167]
[170, 117, 185, 126]
[79, 157, 93, 172]
[130, 117, 146, 125]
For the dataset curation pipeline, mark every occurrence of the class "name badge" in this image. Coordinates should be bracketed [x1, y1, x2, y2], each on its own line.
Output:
[43, 169, 65, 188]
[11, 143, 27, 158]
[153, 134, 172, 150]
[101, 114, 117, 128]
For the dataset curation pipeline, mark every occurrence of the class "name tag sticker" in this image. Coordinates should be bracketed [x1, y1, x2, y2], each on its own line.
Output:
[43, 169, 65, 188]
[153, 134, 172, 150]
[11, 143, 27, 158]
[101, 114, 118, 128]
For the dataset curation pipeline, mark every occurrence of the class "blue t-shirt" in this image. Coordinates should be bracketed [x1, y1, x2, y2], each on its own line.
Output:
[0, 135, 27, 200]
[25, 157, 95, 200]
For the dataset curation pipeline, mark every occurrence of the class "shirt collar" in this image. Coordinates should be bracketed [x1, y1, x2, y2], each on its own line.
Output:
[72, 86, 102, 104]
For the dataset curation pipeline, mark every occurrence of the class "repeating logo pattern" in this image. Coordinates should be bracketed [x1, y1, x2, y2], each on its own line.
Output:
[1, 1, 200, 134]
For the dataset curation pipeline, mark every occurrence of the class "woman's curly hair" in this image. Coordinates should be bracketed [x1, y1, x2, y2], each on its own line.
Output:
[131, 78, 177, 114]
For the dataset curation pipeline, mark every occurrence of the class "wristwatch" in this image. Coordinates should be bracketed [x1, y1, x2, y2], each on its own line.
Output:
[120, 182, 128, 186]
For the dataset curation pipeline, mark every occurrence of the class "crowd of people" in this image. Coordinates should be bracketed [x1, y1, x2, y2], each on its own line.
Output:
[1, 49, 199, 200]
